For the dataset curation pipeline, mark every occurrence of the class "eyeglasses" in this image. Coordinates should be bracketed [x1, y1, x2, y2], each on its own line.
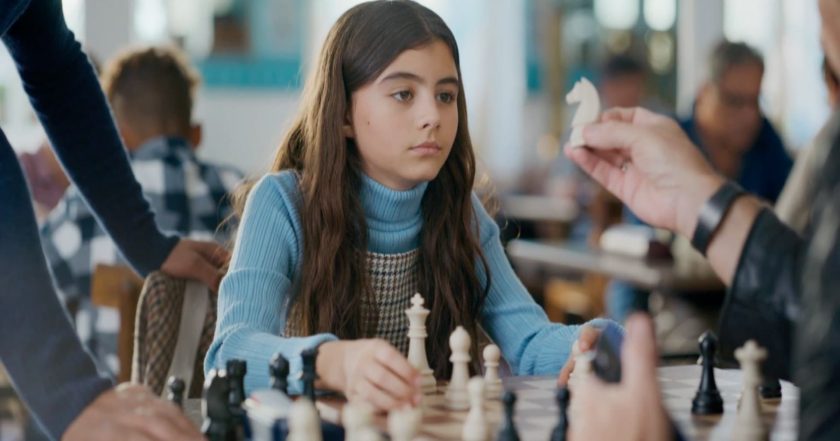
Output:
[715, 86, 760, 111]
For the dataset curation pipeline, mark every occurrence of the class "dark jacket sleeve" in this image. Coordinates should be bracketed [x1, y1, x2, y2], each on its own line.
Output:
[718, 209, 803, 381]
[1, 0, 178, 276]
[1, 142, 112, 439]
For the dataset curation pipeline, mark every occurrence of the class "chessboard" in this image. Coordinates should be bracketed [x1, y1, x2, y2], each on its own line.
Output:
[184, 364, 798, 440]
[315, 365, 798, 441]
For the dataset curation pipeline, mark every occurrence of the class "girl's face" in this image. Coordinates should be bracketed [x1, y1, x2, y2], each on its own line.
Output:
[345, 40, 459, 190]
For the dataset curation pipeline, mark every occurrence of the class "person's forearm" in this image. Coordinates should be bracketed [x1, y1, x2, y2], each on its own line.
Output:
[674, 175, 762, 287]
[2, 0, 176, 275]
[705, 197, 763, 285]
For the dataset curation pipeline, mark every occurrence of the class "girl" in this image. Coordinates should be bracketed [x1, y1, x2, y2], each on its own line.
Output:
[206, 0, 611, 410]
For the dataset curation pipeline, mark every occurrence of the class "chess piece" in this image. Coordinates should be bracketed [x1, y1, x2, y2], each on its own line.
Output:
[733, 340, 768, 441]
[301, 347, 319, 402]
[760, 377, 782, 399]
[167, 376, 185, 408]
[226, 359, 247, 408]
[270, 353, 290, 395]
[463, 377, 488, 441]
[446, 326, 471, 410]
[287, 398, 322, 441]
[691, 331, 724, 415]
[483, 344, 502, 400]
[549, 387, 569, 441]
[495, 391, 520, 441]
[202, 369, 236, 441]
[565, 77, 601, 148]
[406, 293, 437, 393]
[387, 407, 421, 441]
[343, 400, 374, 441]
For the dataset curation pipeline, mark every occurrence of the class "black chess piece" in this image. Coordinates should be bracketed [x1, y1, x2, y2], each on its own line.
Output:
[301, 347, 318, 402]
[166, 376, 185, 408]
[202, 369, 236, 441]
[760, 376, 782, 399]
[549, 387, 569, 441]
[226, 360, 249, 441]
[270, 353, 289, 394]
[226, 359, 247, 408]
[496, 390, 520, 441]
[691, 331, 724, 415]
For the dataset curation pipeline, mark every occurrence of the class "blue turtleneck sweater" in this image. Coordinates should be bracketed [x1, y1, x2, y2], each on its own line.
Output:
[206, 171, 609, 393]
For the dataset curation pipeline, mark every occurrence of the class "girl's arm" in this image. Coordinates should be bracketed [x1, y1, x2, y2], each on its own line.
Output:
[473, 195, 615, 374]
[204, 174, 337, 393]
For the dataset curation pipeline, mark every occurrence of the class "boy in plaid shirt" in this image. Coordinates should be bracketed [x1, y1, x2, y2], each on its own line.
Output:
[40, 46, 243, 376]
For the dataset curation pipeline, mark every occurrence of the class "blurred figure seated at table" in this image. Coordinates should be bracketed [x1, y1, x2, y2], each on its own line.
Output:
[606, 41, 793, 335]
[39, 45, 244, 377]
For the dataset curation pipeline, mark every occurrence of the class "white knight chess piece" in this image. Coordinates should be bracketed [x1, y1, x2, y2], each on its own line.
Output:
[565, 77, 601, 148]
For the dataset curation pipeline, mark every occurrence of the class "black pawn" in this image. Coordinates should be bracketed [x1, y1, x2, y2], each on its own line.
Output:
[760, 377, 782, 399]
[496, 390, 520, 441]
[167, 376, 185, 408]
[226, 359, 247, 408]
[301, 347, 318, 402]
[691, 331, 724, 415]
[549, 387, 570, 441]
[270, 353, 289, 394]
[202, 369, 235, 441]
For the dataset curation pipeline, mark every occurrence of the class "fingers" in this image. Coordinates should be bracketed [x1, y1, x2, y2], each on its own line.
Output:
[373, 344, 420, 388]
[363, 362, 416, 406]
[582, 120, 646, 152]
[187, 239, 230, 267]
[557, 357, 575, 386]
[623, 313, 659, 385]
[576, 325, 601, 352]
[599, 106, 638, 123]
[565, 145, 624, 194]
[353, 379, 402, 411]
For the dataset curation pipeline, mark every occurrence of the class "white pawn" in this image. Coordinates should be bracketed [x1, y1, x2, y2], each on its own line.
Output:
[388, 407, 421, 441]
[733, 340, 768, 441]
[287, 398, 321, 441]
[482, 344, 502, 400]
[343, 401, 373, 441]
[446, 326, 471, 410]
[462, 377, 488, 441]
[406, 293, 437, 393]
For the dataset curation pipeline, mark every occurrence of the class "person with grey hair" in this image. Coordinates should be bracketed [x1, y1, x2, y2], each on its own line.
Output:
[605, 40, 793, 325]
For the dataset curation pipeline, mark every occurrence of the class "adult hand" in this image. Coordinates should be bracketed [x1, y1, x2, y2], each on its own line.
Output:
[569, 314, 673, 441]
[318, 339, 421, 412]
[565, 107, 725, 238]
[63, 383, 203, 441]
[160, 239, 229, 291]
[557, 325, 600, 386]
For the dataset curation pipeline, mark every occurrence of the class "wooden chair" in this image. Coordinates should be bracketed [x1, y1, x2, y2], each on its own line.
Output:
[90, 264, 144, 382]
[132, 272, 216, 398]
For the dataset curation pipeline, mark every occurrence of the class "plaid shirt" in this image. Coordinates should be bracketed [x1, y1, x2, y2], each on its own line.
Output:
[40, 136, 243, 375]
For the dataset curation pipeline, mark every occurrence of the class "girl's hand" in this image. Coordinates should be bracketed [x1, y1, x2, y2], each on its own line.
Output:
[318, 339, 422, 411]
[566, 107, 725, 239]
[557, 325, 601, 386]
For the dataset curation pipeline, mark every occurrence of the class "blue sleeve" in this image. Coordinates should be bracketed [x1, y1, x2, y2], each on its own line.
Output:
[1, 0, 177, 276]
[204, 174, 337, 395]
[472, 195, 618, 374]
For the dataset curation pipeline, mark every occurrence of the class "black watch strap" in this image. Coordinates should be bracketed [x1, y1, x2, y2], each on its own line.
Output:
[691, 181, 745, 256]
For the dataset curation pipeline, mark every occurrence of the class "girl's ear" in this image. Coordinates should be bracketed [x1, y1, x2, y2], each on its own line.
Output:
[343, 108, 355, 138]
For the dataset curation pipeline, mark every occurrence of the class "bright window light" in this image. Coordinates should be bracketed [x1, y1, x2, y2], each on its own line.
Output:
[594, 0, 640, 30]
[643, 0, 675, 31]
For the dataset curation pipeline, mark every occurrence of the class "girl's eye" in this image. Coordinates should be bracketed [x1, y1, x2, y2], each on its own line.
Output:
[438, 92, 456, 104]
[392, 90, 413, 102]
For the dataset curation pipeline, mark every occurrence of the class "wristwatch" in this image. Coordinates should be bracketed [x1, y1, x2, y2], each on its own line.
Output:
[691, 181, 746, 255]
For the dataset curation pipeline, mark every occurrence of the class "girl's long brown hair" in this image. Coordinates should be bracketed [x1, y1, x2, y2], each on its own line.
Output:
[232, 0, 490, 377]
